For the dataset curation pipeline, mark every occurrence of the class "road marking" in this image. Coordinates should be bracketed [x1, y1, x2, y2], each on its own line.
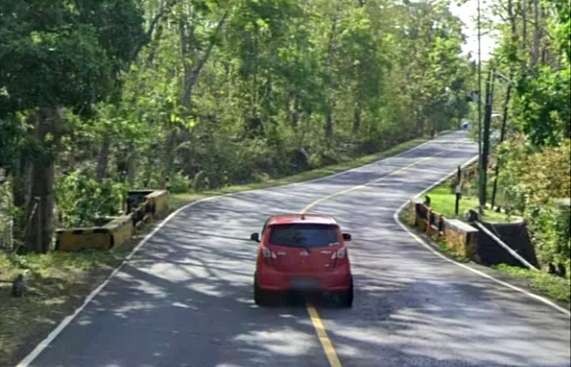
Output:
[301, 148, 569, 367]
[285, 134, 446, 188]
[15, 131, 464, 366]
[303, 151, 570, 318]
[393, 159, 571, 318]
[16, 196, 221, 367]
[300, 144, 459, 366]
[307, 304, 343, 367]
[301, 156, 433, 214]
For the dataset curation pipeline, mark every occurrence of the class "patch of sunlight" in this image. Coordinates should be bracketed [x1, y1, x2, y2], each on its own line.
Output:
[234, 328, 315, 356]
[189, 282, 223, 297]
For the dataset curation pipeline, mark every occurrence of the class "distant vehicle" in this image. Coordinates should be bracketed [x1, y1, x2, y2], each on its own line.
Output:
[251, 214, 353, 307]
[461, 120, 470, 130]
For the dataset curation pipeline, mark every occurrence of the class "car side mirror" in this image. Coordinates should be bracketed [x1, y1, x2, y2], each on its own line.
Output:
[250, 233, 260, 242]
[342, 233, 351, 241]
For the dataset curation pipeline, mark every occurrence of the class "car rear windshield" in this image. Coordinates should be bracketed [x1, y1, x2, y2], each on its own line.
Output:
[269, 224, 339, 248]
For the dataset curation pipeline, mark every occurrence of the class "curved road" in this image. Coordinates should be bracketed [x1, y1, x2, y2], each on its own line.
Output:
[25, 131, 570, 367]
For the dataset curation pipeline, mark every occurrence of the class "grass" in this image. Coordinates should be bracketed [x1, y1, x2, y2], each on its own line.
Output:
[169, 137, 427, 210]
[400, 201, 571, 309]
[0, 251, 125, 366]
[1, 135, 429, 366]
[493, 264, 571, 306]
[426, 184, 521, 223]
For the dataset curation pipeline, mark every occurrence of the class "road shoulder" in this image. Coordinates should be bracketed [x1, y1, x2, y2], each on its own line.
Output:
[3, 135, 434, 367]
[397, 204, 571, 315]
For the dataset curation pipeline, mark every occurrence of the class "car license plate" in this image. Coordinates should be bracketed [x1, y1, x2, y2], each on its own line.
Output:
[291, 278, 318, 290]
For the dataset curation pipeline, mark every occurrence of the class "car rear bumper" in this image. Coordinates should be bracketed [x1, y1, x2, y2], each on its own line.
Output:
[256, 267, 352, 292]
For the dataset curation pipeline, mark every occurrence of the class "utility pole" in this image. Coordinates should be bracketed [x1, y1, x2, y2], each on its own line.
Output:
[481, 68, 495, 207]
[477, 0, 484, 213]
[491, 73, 513, 208]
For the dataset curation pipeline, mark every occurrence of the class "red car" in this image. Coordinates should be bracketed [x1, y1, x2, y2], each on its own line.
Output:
[251, 214, 353, 307]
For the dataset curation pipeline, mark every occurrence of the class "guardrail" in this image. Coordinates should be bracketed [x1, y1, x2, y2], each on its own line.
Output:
[414, 202, 478, 258]
[413, 202, 539, 268]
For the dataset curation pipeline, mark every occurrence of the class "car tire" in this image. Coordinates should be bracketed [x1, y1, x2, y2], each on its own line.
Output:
[254, 281, 266, 306]
[338, 280, 353, 308]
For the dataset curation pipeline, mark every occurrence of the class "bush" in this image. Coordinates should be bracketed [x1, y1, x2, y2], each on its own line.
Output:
[529, 203, 571, 277]
[167, 171, 190, 193]
[56, 171, 125, 227]
[497, 137, 571, 278]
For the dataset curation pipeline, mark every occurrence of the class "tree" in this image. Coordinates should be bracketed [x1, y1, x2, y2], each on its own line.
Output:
[0, 0, 145, 252]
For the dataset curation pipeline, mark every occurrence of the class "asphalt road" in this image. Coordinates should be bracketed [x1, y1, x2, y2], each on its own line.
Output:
[26, 131, 570, 367]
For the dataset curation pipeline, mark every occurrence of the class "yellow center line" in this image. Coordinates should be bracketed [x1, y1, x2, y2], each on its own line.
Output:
[301, 156, 432, 214]
[301, 145, 459, 366]
[307, 303, 343, 367]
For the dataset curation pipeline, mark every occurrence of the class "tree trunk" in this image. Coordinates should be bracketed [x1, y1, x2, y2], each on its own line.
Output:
[126, 150, 137, 187]
[531, 0, 541, 66]
[24, 108, 59, 253]
[11, 154, 30, 243]
[491, 84, 512, 208]
[521, 0, 528, 50]
[12, 155, 30, 210]
[324, 104, 334, 140]
[323, 6, 339, 141]
[352, 102, 362, 134]
[95, 134, 111, 181]
[288, 93, 300, 129]
[161, 129, 178, 189]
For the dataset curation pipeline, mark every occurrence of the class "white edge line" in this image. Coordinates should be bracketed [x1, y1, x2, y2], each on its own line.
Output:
[16, 196, 220, 367]
[392, 156, 571, 318]
[301, 156, 434, 213]
[279, 131, 450, 189]
[15, 130, 464, 366]
[16, 134, 451, 367]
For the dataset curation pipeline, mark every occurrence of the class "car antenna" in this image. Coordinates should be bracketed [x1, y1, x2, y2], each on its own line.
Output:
[300, 213, 305, 220]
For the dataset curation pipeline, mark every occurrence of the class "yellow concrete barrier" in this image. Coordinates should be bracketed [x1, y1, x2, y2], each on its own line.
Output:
[145, 190, 169, 219]
[443, 219, 478, 258]
[56, 228, 112, 251]
[104, 215, 134, 249]
[57, 190, 169, 252]
[56, 215, 134, 251]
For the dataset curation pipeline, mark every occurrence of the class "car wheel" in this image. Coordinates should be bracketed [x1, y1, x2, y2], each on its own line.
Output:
[254, 281, 266, 306]
[338, 281, 353, 308]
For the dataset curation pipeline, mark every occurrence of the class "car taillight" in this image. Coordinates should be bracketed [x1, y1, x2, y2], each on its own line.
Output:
[261, 247, 277, 260]
[330, 247, 347, 260]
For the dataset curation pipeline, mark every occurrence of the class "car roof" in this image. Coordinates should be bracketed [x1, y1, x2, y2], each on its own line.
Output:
[267, 213, 338, 226]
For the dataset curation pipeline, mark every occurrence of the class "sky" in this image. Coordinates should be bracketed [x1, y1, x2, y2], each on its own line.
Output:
[450, 0, 498, 61]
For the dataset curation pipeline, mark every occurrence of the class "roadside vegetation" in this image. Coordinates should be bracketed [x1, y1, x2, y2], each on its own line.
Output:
[0, 0, 470, 253]
[169, 136, 427, 209]
[493, 264, 571, 305]
[0, 0, 570, 363]
[0, 250, 124, 366]
[419, 174, 570, 308]
[479, 0, 570, 280]
[0, 135, 427, 367]
[424, 182, 519, 223]
[421, 0, 570, 293]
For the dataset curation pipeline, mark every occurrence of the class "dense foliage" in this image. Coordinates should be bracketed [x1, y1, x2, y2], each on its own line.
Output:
[0, 0, 472, 250]
[489, 0, 571, 278]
